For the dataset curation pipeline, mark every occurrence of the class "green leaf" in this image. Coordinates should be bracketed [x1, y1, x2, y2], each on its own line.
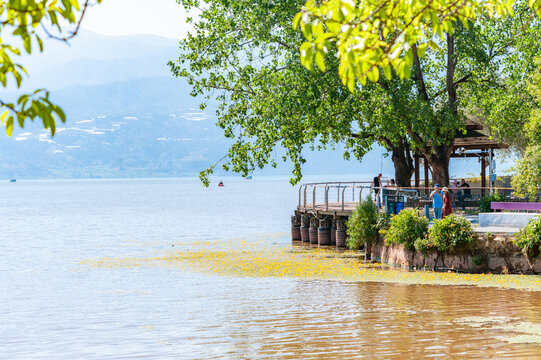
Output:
[23, 35, 31, 53]
[383, 64, 392, 80]
[314, 49, 326, 71]
[6, 116, 13, 136]
[36, 35, 43, 52]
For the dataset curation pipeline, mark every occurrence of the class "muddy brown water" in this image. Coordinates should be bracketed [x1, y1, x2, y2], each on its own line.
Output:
[173, 279, 541, 359]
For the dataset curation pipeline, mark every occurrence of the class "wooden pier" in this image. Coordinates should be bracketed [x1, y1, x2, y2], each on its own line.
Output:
[292, 182, 515, 247]
[292, 182, 373, 247]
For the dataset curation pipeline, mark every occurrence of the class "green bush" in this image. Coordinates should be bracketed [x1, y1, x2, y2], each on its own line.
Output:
[479, 193, 505, 213]
[377, 211, 391, 232]
[414, 236, 435, 255]
[428, 214, 477, 253]
[384, 209, 428, 250]
[514, 216, 541, 260]
[346, 199, 379, 250]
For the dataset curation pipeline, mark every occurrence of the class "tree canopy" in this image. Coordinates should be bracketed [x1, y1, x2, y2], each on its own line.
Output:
[172, 0, 387, 185]
[511, 58, 541, 199]
[296, 0, 541, 89]
[0, 0, 101, 136]
[174, 0, 541, 186]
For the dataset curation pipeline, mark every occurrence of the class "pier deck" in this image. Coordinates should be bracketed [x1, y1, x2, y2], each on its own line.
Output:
[296, 202, 359, 217]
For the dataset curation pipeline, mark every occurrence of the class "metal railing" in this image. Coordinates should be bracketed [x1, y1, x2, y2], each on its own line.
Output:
[298, 182, 373, 211]
[298, 182, 516, 212]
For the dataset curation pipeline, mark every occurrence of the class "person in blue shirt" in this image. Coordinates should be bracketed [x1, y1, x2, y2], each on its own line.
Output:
[430, 184, 444, 220]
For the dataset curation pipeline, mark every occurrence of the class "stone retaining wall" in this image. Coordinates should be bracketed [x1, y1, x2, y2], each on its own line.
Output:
[371, 234, 541, 274]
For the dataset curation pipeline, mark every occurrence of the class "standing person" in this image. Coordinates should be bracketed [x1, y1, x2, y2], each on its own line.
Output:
[459, 179, 471, 207]
[430, 184, 444, 220]
[372, 173, 382, 206]
[442, 187, 453, 218]
[460, 179, 471, 195]
[450, 180, 460, 207]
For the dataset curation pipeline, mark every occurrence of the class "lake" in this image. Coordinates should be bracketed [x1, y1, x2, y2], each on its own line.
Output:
[1, 177, 541, 359]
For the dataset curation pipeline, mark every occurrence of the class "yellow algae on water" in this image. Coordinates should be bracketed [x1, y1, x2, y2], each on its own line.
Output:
[80, 240, 541, 291]
[456, 317, 541, 345]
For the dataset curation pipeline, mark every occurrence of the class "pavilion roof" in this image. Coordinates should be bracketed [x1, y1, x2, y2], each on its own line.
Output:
[452, 119, 508, 151]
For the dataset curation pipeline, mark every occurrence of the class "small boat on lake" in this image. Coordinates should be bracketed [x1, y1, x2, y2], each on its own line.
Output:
[218, 181, 225, 187]
[245, 175, 252, 180]
[9, 179, 16, 183]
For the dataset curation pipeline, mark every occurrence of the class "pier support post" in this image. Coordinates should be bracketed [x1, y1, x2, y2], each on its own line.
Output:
[291, 214, 301, 241]
[336, 218, 347, 248]
[309, 216, 319, 244]
[318, 217, 332, 246]
[300, 214, 310, 243]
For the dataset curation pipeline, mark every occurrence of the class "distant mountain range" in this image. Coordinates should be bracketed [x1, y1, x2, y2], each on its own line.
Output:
[0, 30, 508, 180]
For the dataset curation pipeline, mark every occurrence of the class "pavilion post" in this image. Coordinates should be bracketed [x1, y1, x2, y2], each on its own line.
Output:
[424, 158, 429, 196]
[489, 149, 494, 194]
[414, 157, 420, 189]
[481, 156, 486, 197]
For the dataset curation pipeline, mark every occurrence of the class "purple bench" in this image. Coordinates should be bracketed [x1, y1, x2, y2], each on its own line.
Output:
[491, 202, 541, 212]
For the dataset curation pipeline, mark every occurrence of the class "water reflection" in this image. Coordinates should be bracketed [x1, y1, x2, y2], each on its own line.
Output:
[198, 281, 541, 359]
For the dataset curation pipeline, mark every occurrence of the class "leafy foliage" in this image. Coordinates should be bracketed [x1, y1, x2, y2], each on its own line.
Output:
[512, 146, 541, 200]
[346, 199, 380, 250]
[479, 193, 506, 213]
[514, 216, 541, 259]
[0, 0, 101, 136]
[296, 0, 541, 89]
[428, 214, 477, 253]
[510, 59, 541, 199]
[173, 0, 385, 186]
[176, 0, 541, 186]
[376, 210, 391, 232]
[384, 209, 429, 251]
[414, 236, 436, 256]
[294, 0, 541, 186]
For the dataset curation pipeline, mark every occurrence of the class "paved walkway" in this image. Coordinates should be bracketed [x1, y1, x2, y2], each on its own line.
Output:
[429, 214, 521, 235]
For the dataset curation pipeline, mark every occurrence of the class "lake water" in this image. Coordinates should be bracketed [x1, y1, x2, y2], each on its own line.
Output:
[1, 178, 541, 359]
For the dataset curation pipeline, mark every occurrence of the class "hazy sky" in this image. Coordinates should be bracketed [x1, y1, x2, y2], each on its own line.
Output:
[82, 0, 195, 39]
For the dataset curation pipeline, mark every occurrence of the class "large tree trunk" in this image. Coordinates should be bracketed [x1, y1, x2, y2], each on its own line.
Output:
[425, 144, 453, 186]
[412, 34, 458, 188]
[390, 138, 414, 187]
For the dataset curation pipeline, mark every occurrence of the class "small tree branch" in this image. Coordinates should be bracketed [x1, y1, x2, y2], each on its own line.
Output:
[446, 33, 458, 113]
[40, 0, 94, 43]
[412, 44, 429, 101]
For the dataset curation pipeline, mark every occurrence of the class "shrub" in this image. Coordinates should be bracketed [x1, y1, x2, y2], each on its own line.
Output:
[414, 236, 435, 255]
[384, 209, 428, 250]
[377, 211, 391, 232]
[479, 193, 506, 213]
[346, 199, 379, 250]
[428, 214, 477, 253]
[514, 216, 541, 260]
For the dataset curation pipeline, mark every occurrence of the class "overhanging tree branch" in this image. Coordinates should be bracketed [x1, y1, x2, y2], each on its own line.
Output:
[40, 0, 95, 43]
